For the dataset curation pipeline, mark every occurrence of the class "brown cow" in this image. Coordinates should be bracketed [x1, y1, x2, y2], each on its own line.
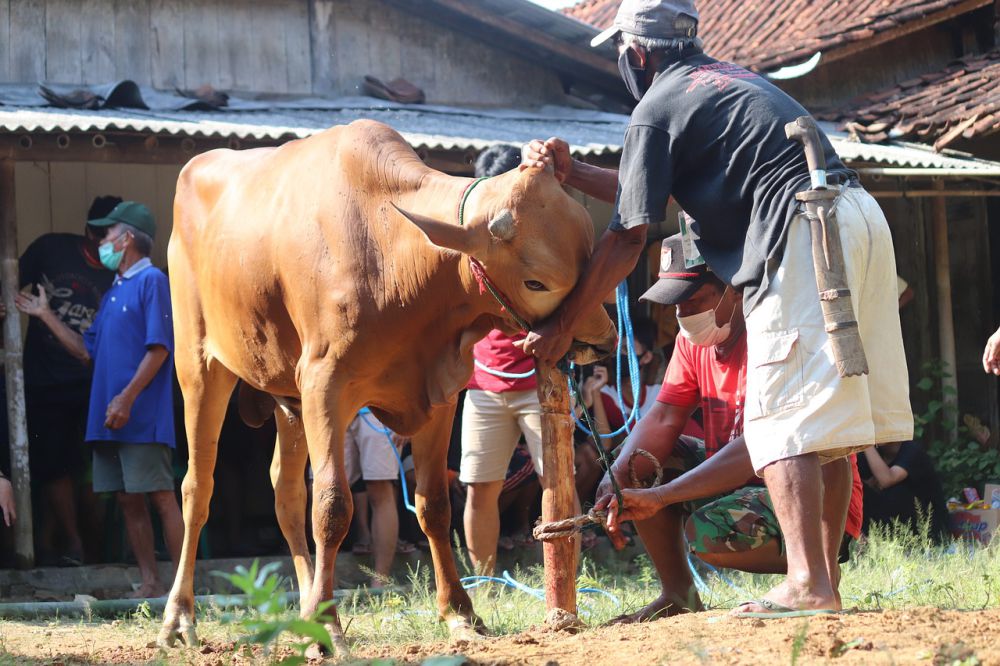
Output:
[157, 120, 616, 654]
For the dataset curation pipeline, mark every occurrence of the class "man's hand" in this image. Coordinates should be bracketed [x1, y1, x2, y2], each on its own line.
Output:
[984, 326, 1000, 375]
[592, 467, 631, 549]
[15, 285, 52, 319]
[518, 318, 574, 368]
[0, 477, 16, 527]
[105, 392, 134, 430]
[521, 138, 573, 184]
[603, 487, 667, 547]
[581, 365, 609, 408]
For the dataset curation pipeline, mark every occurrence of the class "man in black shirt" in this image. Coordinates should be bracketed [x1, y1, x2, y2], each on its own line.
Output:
[16, 195, 119, 565]
[521, 0, 912, 616]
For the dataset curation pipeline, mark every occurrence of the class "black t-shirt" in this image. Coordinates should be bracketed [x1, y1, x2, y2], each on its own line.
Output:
[610, 49, 853, 311]
[857, 442, 949, 539]
[19, 233, 114, 398]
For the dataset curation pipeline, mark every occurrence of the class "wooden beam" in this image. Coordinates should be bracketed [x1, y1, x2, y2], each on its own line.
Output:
[870, 189, 1000, 198]
[536, 364, 578, 620]
[0, 157, 34, 569]
[823, 0, 992, 67]
[931, 179, 959, 442]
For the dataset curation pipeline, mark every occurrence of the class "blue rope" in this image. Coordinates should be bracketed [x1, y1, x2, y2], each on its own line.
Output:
[571, 281, 641, 439]
[460, 570, 621, 607]
[358, 408, 417, 515]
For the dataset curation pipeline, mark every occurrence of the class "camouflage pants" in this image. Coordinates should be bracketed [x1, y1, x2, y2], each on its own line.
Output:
[660, 436, 784, 556]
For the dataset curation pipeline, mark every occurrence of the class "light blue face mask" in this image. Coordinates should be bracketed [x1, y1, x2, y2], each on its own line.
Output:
[98, 240, 125, 271]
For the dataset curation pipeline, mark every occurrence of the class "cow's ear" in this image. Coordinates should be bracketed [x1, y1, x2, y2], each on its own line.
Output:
[392, 204, 483, 255]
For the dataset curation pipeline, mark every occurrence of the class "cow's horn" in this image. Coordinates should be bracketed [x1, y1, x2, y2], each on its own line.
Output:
[487, 209, 516, 241]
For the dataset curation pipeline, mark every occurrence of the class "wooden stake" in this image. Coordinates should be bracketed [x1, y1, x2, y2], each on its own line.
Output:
[932, 180, 959, 441]
[0, 158, 34, 568]
[536, 362, 577, 618]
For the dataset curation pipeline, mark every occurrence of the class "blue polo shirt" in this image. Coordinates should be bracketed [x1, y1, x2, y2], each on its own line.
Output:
[83, 258, 175, 447]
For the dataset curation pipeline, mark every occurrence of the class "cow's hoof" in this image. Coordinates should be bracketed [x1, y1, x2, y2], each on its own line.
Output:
[303, 631, 350, 660]
[446, 614, 490, 640]
[157, 612, 199, 648]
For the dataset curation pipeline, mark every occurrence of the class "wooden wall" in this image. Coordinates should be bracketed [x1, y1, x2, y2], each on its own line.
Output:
[0, 0, 568, 106]
[13, 161, 182, 268]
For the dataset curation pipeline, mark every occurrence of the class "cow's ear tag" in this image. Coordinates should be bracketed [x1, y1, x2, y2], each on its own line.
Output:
[392, 203, 480, 255]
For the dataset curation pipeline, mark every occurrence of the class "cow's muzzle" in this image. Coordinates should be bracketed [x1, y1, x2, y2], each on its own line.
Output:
[566, 335, 617, 366]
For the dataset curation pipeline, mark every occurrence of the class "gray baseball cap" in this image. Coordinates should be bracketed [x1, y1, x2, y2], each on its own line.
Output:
[591, 0, 699, 48]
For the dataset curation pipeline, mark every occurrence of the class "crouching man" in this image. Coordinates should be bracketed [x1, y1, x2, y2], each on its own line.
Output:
[594, 234, 862, 621]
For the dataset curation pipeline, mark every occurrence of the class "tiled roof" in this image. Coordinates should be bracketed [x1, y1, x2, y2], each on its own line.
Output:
[819, 48, 1000, 149]
[563, 0, 990, 72]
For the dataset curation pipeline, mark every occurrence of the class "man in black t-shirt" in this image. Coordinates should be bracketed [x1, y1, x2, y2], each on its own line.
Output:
[13, 195, 119, 565]
[520, 0, 912, 617]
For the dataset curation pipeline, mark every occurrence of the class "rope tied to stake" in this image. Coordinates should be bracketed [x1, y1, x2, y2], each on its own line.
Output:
[532, 449, 663, 541]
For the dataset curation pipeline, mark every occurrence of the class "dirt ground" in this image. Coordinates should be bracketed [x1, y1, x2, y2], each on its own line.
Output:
[1, 606, 998, 665]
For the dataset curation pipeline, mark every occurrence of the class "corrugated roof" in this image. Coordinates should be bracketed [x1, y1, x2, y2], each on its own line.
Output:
[563, 0, 991, 72]
[818, 47, 1000, 150]
[2, 102, 998, 173]
[0, 102, 628, 157]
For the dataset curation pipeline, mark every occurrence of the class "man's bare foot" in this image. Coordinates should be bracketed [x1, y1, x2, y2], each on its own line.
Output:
[127, 583, 167, 599]
[731, 578, 838, 616]
[606, 591, 702, 625]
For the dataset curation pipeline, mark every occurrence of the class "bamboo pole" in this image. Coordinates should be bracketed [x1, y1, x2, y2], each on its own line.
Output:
[536, 363, 577, 619]
[0, 157, 33, 567]
[931, 179, 959, 442]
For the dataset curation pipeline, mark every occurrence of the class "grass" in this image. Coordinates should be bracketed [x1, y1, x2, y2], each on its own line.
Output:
[4, 521, 1000, 662]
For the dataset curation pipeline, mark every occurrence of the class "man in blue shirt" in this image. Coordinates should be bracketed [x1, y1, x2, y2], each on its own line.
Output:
[16, 201, 182, 599]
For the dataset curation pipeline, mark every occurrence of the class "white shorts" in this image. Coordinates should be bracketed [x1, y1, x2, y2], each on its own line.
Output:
[744, 187, 914, 473]
[344, 413, 399, 485]
[459, 389, 544, 483]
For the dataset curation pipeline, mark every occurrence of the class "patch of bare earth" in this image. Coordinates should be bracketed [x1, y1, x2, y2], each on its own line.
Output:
[2, 608, 999, 664]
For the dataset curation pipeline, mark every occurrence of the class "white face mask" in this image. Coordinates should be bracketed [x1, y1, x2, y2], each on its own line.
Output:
[677, 287, 735, 347]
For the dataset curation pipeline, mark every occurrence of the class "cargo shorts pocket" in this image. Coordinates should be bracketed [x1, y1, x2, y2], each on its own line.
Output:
[746, 329, 804, 420]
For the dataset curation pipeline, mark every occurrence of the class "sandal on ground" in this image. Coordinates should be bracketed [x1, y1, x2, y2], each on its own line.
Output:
[732, 598, 840, 619]
[351, 542, 372, 556]
[396, 540, 416, 554]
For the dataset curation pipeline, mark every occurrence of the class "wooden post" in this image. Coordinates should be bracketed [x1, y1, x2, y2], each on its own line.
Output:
[536, 363, 577, 619]
[0, 157, 33, 568]
[931, 179, 959, 442]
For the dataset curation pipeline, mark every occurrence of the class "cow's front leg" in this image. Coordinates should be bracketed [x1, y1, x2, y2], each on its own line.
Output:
[299, 366, 354, 658]
[270, 407, 314, 601]
[410, 402, 488, 638]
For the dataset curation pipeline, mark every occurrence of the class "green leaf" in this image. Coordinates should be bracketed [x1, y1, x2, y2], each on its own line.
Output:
[287, 619, 334, 652]
[917, 377, 934, 391]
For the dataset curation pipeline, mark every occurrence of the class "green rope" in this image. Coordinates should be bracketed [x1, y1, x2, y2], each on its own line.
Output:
[458, 177, 488, 227]
[568, 371, 624, 509]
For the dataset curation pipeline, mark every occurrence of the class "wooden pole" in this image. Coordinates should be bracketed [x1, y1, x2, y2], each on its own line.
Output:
[0, 157, 33, 568]
[931, 179, 959, 442]
[536, 363, 577, 620]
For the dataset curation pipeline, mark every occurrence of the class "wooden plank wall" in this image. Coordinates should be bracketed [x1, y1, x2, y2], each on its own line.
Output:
[1, 0, 314, 94]
[13, 162, 182, 269]
[0, 0, 566, 106]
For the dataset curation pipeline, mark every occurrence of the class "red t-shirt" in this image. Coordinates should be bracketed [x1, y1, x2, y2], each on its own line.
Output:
[466, 330, 537, 393]
[656, 333, 863, 539]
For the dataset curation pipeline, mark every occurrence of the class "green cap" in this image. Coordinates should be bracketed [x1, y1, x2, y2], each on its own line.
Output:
[87, 201, 156, 239]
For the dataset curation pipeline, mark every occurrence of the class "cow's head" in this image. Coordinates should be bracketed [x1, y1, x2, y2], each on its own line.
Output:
[394, 165, 616, 364]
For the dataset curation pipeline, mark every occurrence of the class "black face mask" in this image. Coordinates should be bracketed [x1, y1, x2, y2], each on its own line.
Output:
[618, 49, 648, 101]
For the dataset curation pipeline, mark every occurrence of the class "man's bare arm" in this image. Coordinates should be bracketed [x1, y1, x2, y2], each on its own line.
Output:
[521, 138, 618, 203]
[656, 436, 757, 505]
[15, 287, 90, 364]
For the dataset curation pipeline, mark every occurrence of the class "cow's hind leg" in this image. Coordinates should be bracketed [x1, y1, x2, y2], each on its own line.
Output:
[271, 407, 314, 601]
[299, 365, 354, 657]
[411, 403, 487, 638]
[158, 359, 236, 647]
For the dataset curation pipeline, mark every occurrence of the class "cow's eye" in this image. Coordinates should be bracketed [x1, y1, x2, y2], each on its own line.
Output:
[524, 280, 548, 292]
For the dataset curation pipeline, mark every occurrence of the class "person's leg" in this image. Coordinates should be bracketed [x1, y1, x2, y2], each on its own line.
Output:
[459, 390, 520, 575]
[365, 480, 399, 586]
[44, 476, 84, 562]
[820, 457, 851, 604]
[463, 480, 504, 574]
[351, 488, 371, 551]
[688, 486, 786, 575]
[735, 454, 837, 613]
[149, 490, 184, 568]
[118, 492, 165, 598]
